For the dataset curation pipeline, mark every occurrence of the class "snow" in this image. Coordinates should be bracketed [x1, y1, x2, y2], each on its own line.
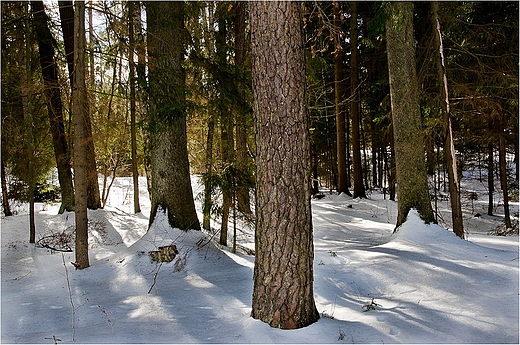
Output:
[1, 176, 518, 344]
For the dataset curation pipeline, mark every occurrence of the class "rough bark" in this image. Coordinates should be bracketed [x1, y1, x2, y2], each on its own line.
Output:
[431, 2, 464, 238]
[386, 2, 435, 227]
[72, 1, 90, 269]
[32, 0, 75, 214]
[250, 1, 319, 329]
[350, 1, 366, 199]
[146, 1, 200, 231]
[333, 1, 350, 196]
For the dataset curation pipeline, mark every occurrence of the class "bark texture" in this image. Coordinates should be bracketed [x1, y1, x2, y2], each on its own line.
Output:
[250, 1, 319, 329]
[386, 2, 435, 227]
[146, 1, 200, 231]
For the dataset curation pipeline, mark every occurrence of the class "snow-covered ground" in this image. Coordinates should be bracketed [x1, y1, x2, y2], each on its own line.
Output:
[1, 175, 518, 343]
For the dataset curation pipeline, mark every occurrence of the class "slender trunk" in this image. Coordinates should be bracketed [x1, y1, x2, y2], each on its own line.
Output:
[32, 0, 75, 213]
[431, 1, 463, 238]
[487, 141, 494, 216]
[59, 0, 100, 210]
[234, 1, 252, 215]
[72, 1, 90, 269]
[22, 3, 36, 243]
[498, 114, 512, 228]
[350, 2, 366, 199]
[1, 159, 12, 216]
[128, 1, 140, 214]
[334, 1, 350, 196]
[203, 114, 215, 230]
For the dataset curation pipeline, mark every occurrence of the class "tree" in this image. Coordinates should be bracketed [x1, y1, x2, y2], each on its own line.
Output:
[430, 2, 464, 238]
[31, 0, 75, 214]
[349, 1, 366, 199]
[386, 2, 435, 227]
[333, 1, 351, 196]
[58, 0, 101, 210]
[72, 0, 90, 269]
[128, 1, 141, 214]
[250, 1, 319, 329]
[146, 1, 200, 231]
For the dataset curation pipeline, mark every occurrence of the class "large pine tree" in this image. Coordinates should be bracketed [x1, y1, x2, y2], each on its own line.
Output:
[250, 1, 320, 329]
[146, 1, 200, 231]
[386, 2, 435, 227]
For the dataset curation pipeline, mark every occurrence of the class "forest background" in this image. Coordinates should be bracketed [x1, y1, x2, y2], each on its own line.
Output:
[1, 0, 519, 337]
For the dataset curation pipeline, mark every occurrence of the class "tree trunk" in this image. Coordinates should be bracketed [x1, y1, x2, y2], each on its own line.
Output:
[32, 0, 75, 214]
[487, 141, 494, 216]
[146, 1, 200, 231]
[72, 1, 90, 269]
[22, 2, 36, 243]
[59, 0, 101, 210]
[234, 2, 252, 215]
[350, 1, 366, 199]
[386, 2, 435, 227]
[250, 1, 319, 329]
[128, 1, 141, 214]
[217, 10, 233, 246]
[203, 113, 215, 231]
[498, 112, 512, 228]
[431, 2, 464, 238]
[333, 1, 350, 196]
[1, 159, 12, 217]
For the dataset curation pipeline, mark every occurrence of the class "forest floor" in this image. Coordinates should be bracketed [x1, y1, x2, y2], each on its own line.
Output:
[1, 172, 518, 344]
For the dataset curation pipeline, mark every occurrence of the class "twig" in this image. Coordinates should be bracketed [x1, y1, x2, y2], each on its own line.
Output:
[148, 263, 162, 294]
[61, 253, 75, 342]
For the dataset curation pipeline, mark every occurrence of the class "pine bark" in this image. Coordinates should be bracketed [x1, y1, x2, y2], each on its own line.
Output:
[250, 1, 319, 329]
[72, 1, 90, 269]
[386, 2, 435, 227]
[146, 1, 200, 231]
[32, 0, 75, 214]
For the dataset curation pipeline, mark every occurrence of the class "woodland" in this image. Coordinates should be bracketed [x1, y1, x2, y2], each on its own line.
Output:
[1, 0, 519, 339]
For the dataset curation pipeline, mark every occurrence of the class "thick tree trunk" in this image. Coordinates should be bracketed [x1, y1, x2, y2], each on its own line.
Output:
[333, 1, 350, 196]
[386, 2, 435, 227]
[250, 1, 319, 329]
[128, 1, 141, 214]
[72, 1, 90, 269]
[32, 0, 75, 214]
[146, 1, 200, 231]
[350, 1, 366, 199]
[431, 2, 464, 238]
[59, 0, 101, 210]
